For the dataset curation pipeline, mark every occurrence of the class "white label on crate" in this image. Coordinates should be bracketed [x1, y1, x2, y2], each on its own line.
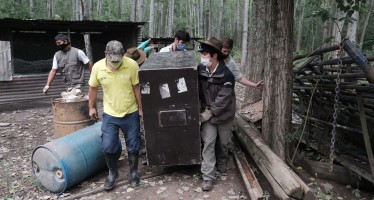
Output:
[159, 83, 171, 99]
[176, 77, 188, 93]
[141, 82, 150, 94]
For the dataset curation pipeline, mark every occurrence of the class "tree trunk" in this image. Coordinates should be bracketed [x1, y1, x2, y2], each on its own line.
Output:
[118, 0, 122, 19]
[244, 0, 266, 104]
[199, 0, 204, 37]
[48, 0, 55, 19]
[359, 0, 374, 49]
[131, 0, 137, 21]
[295, 0, 305, 52]
[137, 0, 145, 22]
[207, 0, 212, 38]
[331, 3, 346, 58]
[188, 1, 193, 36]
[322, 0, 332, 47]
[216, 0, 224, 38]
[149, 0, 155, 37]
[235, 0, 241, 48]
[82, 0, 90, 20]
[262, 0, 294, 160]
[29, 0, 34, 18]
[240, 0, 249, 67]
[167, 0, 174, 37]
[346, 10, 359, 45]
[97, 0, 102, 17]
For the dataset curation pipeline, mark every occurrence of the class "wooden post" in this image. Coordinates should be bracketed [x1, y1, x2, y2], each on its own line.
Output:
[356, 91, 374, 177]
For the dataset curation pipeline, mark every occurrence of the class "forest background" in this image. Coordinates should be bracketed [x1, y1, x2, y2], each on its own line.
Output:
[0, 0, 373, 159]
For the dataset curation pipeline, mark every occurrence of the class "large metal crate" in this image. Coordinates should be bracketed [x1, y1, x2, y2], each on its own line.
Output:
[139, 51, 201, 166]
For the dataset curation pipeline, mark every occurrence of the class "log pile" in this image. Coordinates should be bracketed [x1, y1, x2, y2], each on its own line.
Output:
[234, 114, 315, 199]
[292, 40, 374, 184]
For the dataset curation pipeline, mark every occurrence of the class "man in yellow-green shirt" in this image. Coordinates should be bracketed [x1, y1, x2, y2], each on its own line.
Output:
[88, 40, 142, 190]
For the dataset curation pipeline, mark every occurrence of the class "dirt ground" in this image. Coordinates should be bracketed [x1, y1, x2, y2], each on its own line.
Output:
[0, 83, 374, 200]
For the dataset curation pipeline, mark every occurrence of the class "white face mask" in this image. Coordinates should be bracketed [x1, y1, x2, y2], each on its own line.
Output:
[200, 57, 212, 67]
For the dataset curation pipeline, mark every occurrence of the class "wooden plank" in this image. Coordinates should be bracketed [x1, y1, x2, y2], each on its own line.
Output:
[357, 91, 374, 177]
[0, 41, 12, 81]
[232, 147, 263, 200]
[241, 99, 263, 123]
[234, 114, 309, 199]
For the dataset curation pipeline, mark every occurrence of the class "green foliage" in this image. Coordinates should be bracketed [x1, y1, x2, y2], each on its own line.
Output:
[336, 0, 365, 16]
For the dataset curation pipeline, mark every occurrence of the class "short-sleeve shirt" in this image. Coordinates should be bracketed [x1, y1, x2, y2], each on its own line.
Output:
[225, 56, 242, 82]
[52, 49, 89, 69]
[89, 57, 139, 117]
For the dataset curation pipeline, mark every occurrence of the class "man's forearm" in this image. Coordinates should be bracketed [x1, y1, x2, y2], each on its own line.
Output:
[46, 69, 57, 86]
[133, 84, 142, 111]
[88, 86, 98, 109]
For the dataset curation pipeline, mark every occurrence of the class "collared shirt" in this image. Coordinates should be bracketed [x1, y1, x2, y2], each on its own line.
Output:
[205, 63, 219, 77]
[89, 57, 139, 117]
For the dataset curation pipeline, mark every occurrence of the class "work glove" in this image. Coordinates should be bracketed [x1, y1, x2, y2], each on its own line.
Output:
[43, 85, 50, 94]
[199, 108, 213, 123]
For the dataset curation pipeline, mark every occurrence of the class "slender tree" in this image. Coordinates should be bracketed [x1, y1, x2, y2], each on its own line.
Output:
[240, 0, 249, 67]
[359, 0, 374, 49]
[131, 0, 137, 21]
[216, 0, 224, 38]
[149, 0, 155, 37]
[118, 0, 122, 19]
[199, 0, 204, 37]
[167, 0, 175, 37]
[235, 0, 241, 47]
[29, 0, 34, 18]
[295, 0, 305, 51]
[97, 0, 102, 18]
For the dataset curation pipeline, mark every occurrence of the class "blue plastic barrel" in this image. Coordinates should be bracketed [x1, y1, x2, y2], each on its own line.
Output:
[31, 122, 106, 193]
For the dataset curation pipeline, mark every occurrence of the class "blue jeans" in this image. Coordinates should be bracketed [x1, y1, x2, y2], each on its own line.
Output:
[101, 111, 140, 155]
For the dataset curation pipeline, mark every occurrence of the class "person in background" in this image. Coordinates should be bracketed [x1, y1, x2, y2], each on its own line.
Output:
[125, 47, 147, 66]
[43, 33, 93, 94]
[88, 40, 142, 190]
[221, 38, 263, 89]
[159, 30, 191, 52]
[214, 38, 264, 174]
[197, 37, 236, 192]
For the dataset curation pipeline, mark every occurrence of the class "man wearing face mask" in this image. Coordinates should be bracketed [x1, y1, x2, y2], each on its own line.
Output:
[88, 40, 143, 190]
[43, 34, 93, 94]
[159, 30, 190, 52]
[197, 37, 236, 192]
[221, 38, 263, 89]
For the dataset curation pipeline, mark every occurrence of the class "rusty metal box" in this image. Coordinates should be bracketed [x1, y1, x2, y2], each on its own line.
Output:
[139, 51, 201, 166]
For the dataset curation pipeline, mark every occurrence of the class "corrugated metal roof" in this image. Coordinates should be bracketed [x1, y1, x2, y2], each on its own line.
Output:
[0, 72, 102, 104]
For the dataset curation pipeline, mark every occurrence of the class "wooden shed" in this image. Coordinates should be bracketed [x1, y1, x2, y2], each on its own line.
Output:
[0, 18, 145, 104]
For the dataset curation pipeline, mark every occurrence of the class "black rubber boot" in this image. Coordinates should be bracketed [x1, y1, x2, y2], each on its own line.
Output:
[128, 152, 140, 187]
[104, 154, 119, 190]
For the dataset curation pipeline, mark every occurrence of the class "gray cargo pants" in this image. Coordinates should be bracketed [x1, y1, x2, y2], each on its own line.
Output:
[201, 120, 233, 180]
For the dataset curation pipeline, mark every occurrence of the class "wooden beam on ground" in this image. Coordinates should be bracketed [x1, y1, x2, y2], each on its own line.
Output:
[232, 146, 263, 200]
[234, 114, 315, 200]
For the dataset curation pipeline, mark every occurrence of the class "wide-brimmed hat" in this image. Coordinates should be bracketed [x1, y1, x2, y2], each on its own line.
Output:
[197, 37, 224, 57]
[105, 40, 124, 62]
[125, 47, 146, 65]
